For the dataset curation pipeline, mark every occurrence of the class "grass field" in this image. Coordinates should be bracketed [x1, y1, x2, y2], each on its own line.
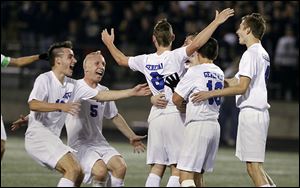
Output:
[1, 136, 299, 187]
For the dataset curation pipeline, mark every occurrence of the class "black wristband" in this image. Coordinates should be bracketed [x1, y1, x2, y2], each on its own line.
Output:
[39, 53, 49, 60]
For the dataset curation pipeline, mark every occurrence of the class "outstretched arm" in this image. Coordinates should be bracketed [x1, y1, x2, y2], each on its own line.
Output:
[92, 83, 151, 101]
[9, 53, 48, 67]
[101, 28, 129, 67]
[28, 99, 81, 116]
[111, 113, 147, 153]
[186, 8, 234, 56]
[191, 76, 250, 103]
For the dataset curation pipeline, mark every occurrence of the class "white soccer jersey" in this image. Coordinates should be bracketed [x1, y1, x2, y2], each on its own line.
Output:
[235, 43, 270, 110]
[128, 47, 188, 121]
[65, 79, 118, 148]
[1, 54, 10, 67]
[175, 64, 224, 124]
[27, 71, 98, 136]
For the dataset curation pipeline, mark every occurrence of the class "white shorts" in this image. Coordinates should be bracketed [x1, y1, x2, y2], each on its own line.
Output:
[73, 143, 120, 184]
[25, 124, 76, 169]
[147, 112, 185, 166]
[236, 108, 269, 162]
[177, 120, 220, 173]
[1, 115, 7, 141]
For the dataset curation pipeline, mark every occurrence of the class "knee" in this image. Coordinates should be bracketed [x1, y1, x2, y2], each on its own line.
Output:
[112, 162, 127, 178]
[93, 167, 108, 181]
[66, 162, 84, 180]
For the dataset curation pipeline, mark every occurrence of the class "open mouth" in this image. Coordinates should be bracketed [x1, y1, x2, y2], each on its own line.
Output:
[96, 70, 104, 76]
[69, 64, 75, 70]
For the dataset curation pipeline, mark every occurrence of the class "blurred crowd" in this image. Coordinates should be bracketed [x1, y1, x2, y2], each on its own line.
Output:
[1, 1, 299, 101]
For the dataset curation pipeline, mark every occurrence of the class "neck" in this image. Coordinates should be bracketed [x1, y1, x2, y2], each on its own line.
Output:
[52, 68, 65, 84]
[156, 46, 171, 55]
[246, 37, 260, 48]
[84, 77, 97, 88]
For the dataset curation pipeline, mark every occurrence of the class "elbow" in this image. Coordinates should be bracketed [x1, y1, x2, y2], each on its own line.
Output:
[239, 87, 248, 95]
[28, 100, 38, 111]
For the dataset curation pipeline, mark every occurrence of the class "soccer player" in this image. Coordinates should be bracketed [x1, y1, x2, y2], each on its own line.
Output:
[101, 8, 234, 187]
[191, 13, 276, 187]
[172, 38, 223, 187]
[65, 51, 147, 187]
[25, 41, 150, 187]
[1, 53, 46, 161]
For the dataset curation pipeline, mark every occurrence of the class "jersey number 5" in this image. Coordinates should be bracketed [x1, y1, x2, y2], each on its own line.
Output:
[206, 80, 223, 106]
[90, 105, 98, 117]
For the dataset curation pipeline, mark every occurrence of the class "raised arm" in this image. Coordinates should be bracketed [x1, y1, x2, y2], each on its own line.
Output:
[92, 83, 151, 101]
[111, 113, 147, 153]
[101, 28, 129, 67]
[186, 8, 234, 57]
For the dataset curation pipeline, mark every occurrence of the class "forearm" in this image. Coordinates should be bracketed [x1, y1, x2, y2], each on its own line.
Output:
[106, 43, 129, 66]
[93, 89, 133, 101]
[28, 100, 62, 112]
[112, 113, 135, 140]
[188, 20, 220, 55]
[10, 55, 39, 67]
[225, 77, 239, 87]
[212, 85, 245, 98]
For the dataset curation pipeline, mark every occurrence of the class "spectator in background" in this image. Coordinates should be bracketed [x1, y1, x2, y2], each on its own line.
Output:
[218, 58, 240, 146]
[274, 25, 299, 101]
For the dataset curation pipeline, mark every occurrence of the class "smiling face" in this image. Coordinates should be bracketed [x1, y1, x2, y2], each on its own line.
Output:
[83, 52, 106, 83]
[236, 20, 249, 45]
[56, 48, 77, 77]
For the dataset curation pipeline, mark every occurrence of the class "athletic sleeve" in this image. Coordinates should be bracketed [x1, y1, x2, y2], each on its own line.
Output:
[128, 54, 148, 73]
[73, 80, 99, 101]
[238, 51, 256, 79]
[28, 74, 48, 102]
[1, 54, 10, 67]
[174, 69, 195, 100]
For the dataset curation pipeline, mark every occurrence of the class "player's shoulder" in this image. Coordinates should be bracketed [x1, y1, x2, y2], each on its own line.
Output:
[96, 84, 109, 91]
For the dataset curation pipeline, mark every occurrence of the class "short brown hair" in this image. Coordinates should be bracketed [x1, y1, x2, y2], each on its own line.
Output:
[153, 19, 174, 47]
[197, 37, 218, 60]
[48, 41, 73, 67]
[242, 13, 266, 40]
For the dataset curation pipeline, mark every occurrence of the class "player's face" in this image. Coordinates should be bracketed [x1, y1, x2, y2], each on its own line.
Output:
[236, 20, 248, 45]
[59, 48, 77, 77]
[85, 54, 106, 83]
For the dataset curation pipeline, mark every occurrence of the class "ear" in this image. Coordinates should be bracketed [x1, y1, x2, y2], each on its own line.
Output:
[171, 34, 175, 42]
[246, 27, 251, 35]
[152, 35, 156, 43]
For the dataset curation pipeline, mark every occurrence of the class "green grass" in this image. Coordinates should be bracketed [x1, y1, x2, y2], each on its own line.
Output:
[1, 136, 299, 187]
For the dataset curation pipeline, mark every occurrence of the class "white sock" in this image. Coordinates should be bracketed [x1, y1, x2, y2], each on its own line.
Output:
[145, 173, 161, 187]
[57, 178, 74, 187]
[260, 184, 271, 187]
[111, 175, 124, 187]
[166, 176, 180, 187]
[181, 179, 196, 187]
[92, 179, 107, 187]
